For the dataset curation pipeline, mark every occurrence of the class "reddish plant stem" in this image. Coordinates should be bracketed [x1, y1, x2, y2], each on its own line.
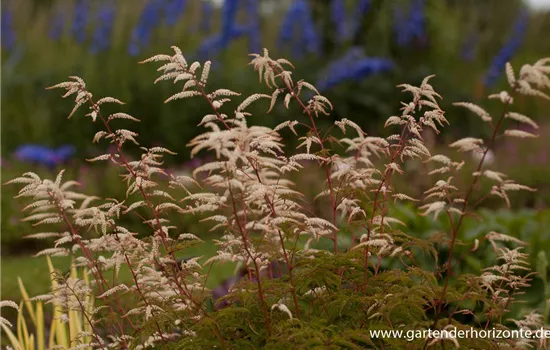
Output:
[425, 96, 513, 347]
[268, 63, 339, 253]
[225, 175, 272, 335]
[53, 196, 132, 349]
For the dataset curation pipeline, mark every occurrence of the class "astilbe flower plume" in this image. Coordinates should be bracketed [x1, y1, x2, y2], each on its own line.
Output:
[4, 42, 550, 348]
[315, 46, 393, 91]
[71, 0, 89, 44]
[90, 3, 117, 54]
[483, 9, 529, 87]
[1, 9, 16, 50]
[128, 0, 164, 56]
[277, 0, 322, 57]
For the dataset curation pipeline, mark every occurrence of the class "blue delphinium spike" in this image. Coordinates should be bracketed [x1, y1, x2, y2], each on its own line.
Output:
[14, 144, 75, 169]
[72, 0, 89, 43]
[196, 24, 249, 60]
[315, 46, 393, 91]
[90, 3, 116, 54]
[350, 0, 371, 40]
[461, 33, 477, 62]
[301, 0, 322, 54]
[128, 0, 163, 56]
[483, 9, 529, 87]
[277, 0, 321, 57]
[331, 0, 347, 43]
[220, 0, 239, 49]
[393, 0, 426, 47]
[246, 0, 261, 54]
[55, 145, 76, 162]
[2, 9, 16, 50]
[200, 1, 214, 32]
[49, 9, 66, 41]
[164, 0, 187, 26]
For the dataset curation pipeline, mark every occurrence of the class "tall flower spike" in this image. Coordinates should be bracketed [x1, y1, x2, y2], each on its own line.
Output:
[1, 9, 16, 50]
[72, 0, 89, 44]
[483, 9, 529, 87]
[90, 3, 117, 54]
[164, 0, 188, 26]
[128, 0, 163, 56]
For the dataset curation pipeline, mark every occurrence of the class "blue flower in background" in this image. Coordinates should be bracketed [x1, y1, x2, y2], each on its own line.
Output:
[331, 0, 348, 43]
[461, 33, 477, 62]
[200, 1, 214, 32]
[220, 0, 240, 49]
[128, 0, 164, 56]
[246, 0, 261, 54]
[72, 0, 89, 43]
[350, 0, 371, 39]
[14, 145, 76, 169]
[393, 0, 426, 47]
[278, 0, 321, 57]
[90, 3, 116, 54]
[1, 9, 16, 50]
[164, 0, 187, 26]
[49, 9, 66, 41]
[196, 24, 249, 60]
[483, 9, 529, 87]
[316, 47, 393, 91]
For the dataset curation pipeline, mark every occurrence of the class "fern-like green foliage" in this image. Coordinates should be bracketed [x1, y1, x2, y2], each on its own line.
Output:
[3, 50, 550, 349]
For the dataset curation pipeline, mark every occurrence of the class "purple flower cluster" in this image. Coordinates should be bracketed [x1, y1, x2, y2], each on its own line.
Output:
[278, 0, 321, 57]
[1, 9, 16, 50]
[90, 3, 117, 54]
[315, 47, 393, 91]
[14, 145, 76, 169]
[483, 9, 529, 87]
[393, 0, 426, 47]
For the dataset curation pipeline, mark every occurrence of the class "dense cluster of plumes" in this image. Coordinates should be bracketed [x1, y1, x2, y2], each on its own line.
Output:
[4, 48, 550, 349]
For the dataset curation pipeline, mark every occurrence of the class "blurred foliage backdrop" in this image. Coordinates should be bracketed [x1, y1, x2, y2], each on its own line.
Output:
[2, 0, 550, 160]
